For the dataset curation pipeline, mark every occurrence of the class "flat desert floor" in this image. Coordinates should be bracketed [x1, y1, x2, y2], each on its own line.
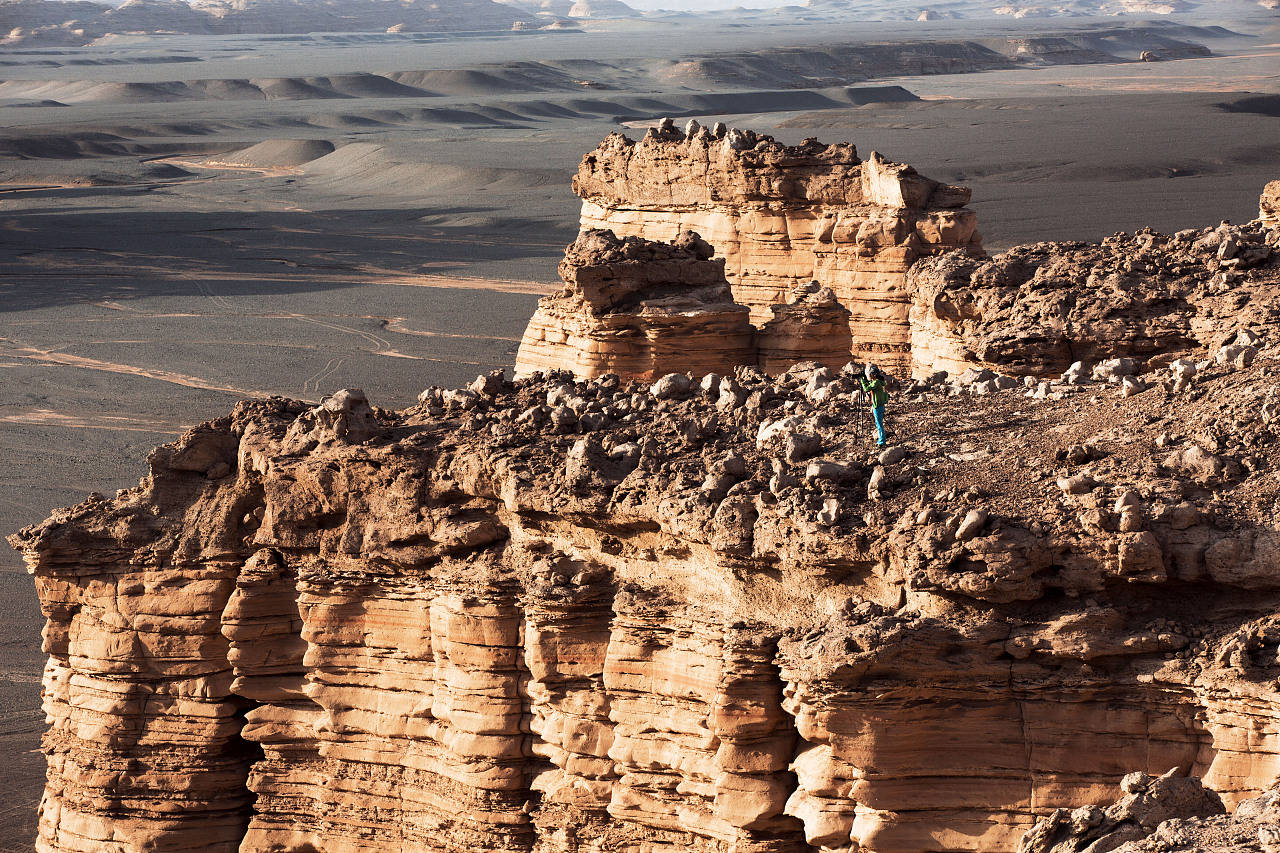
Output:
[1, 11, 1278, 848]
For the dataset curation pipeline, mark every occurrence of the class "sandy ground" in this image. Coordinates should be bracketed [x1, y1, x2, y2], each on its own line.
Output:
[0, 10, 1278, 848]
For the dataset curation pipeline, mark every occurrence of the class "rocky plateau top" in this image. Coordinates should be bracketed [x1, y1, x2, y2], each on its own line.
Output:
[8, 138, 1280, 853]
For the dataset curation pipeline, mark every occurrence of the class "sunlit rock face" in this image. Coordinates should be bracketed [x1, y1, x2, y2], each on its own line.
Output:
[1261, 179, 1280, 228]
[513, 228, 755, 381]
[573, 125, 981, 374]
[10, 136, 1280, 853]
[13, 316, 1280, 852]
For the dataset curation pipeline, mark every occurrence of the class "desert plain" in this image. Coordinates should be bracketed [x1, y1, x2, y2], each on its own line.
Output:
[0, 1, 1279, 847]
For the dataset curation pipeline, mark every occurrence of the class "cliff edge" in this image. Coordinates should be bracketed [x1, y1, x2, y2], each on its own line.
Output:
[11, 313, 1280, 852]
[8, 145, 1280, 853]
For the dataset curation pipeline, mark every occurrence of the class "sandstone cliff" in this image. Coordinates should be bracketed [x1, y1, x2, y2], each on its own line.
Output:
[530, 156, 1277, 385]
[11, 138, 1280, 853]
[13, 309, 1280, 852]
[514, 228, 755, 380]
[573, 124, 981, 373]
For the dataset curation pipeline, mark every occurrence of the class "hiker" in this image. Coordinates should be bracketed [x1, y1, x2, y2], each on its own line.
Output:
[860, 363, 889, 447]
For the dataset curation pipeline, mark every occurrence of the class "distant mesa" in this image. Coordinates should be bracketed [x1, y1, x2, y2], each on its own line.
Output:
[0, 64, 608, 105]
[567, 0, 639, 16]
[495, 0, 638, 17]
[214, 138, 336, 168]
[0, 0, 543, 46]
[0, 0, 1239, 45]
[142, 162, 195, 178]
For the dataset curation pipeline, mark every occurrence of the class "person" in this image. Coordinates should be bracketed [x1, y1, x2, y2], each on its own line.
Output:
[860, 363, 889, 447]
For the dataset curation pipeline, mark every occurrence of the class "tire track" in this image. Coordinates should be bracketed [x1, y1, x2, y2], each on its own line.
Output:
[302, 356, 343, 395]
[292, 314, 391, 351]
[192, 279, 238, 313]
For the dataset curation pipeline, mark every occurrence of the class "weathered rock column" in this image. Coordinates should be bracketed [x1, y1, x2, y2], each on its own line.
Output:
[573, 127, 980, 373]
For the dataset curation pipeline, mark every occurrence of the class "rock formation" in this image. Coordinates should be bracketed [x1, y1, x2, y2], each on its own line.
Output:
[514, 229, 755, 381]
[13, 203, 1280, 849]
[1262, 180, 1280, 228]
[513, 231, 857, 381]
[909, 216, 1278, 378]
[573, 126, 981, 372]
[1020, 770, 1279, 853]
[11, 129, 1280, 853]
[756, 282, 854, 374]
[530, 140, 1278, 387]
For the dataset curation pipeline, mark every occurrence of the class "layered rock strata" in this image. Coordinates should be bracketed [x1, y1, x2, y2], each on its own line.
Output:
[573, 125, 981, 372]
[14, 286, 1280, 853]
[514, 229, 859, 381]
[514, 228, 754, 381]
[756, 282, 853, 375]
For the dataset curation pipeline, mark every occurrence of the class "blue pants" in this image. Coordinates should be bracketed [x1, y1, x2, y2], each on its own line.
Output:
[871, 405, 887, 446]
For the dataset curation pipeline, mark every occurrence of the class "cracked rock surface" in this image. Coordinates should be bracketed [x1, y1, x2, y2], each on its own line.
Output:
[909, 215, 1280, 380]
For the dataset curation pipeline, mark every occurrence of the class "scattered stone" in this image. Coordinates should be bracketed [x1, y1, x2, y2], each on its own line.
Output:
[1120, 376, 1145, 398]
[806, 460, 853, 483]
[955, 508, 988, 541]
[867, 465, 887, 498]
[469, 369, 506, 397]
[1058, 473, 1098, 494]
[651, 372, 692, 400]
[1091, 358, 1138, 383]
[786, 433, 822, 464]
[879, 446, 909, 466]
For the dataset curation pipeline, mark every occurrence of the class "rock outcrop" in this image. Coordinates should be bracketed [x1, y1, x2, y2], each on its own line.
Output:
[909, 215, 1280, 379]
[1020, 771, 1279, 853]
[513, 227, 858, 381]
[514, 229, 755, 380]
[573, 126, 981, 372]
[13, 288, 1280, 852]
[524, 172, 1280, 385]
[554, 134, 1280, 388]
[756, 282, 853, 375]
[11, 129, 1280, 853]
[1262, 180, 1280, 228]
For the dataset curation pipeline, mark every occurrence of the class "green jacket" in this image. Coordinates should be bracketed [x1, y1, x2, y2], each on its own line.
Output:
[860, 377, 888, 408]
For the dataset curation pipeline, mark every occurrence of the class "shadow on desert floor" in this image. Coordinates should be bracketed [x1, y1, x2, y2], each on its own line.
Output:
[0, 204, 573, 312]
